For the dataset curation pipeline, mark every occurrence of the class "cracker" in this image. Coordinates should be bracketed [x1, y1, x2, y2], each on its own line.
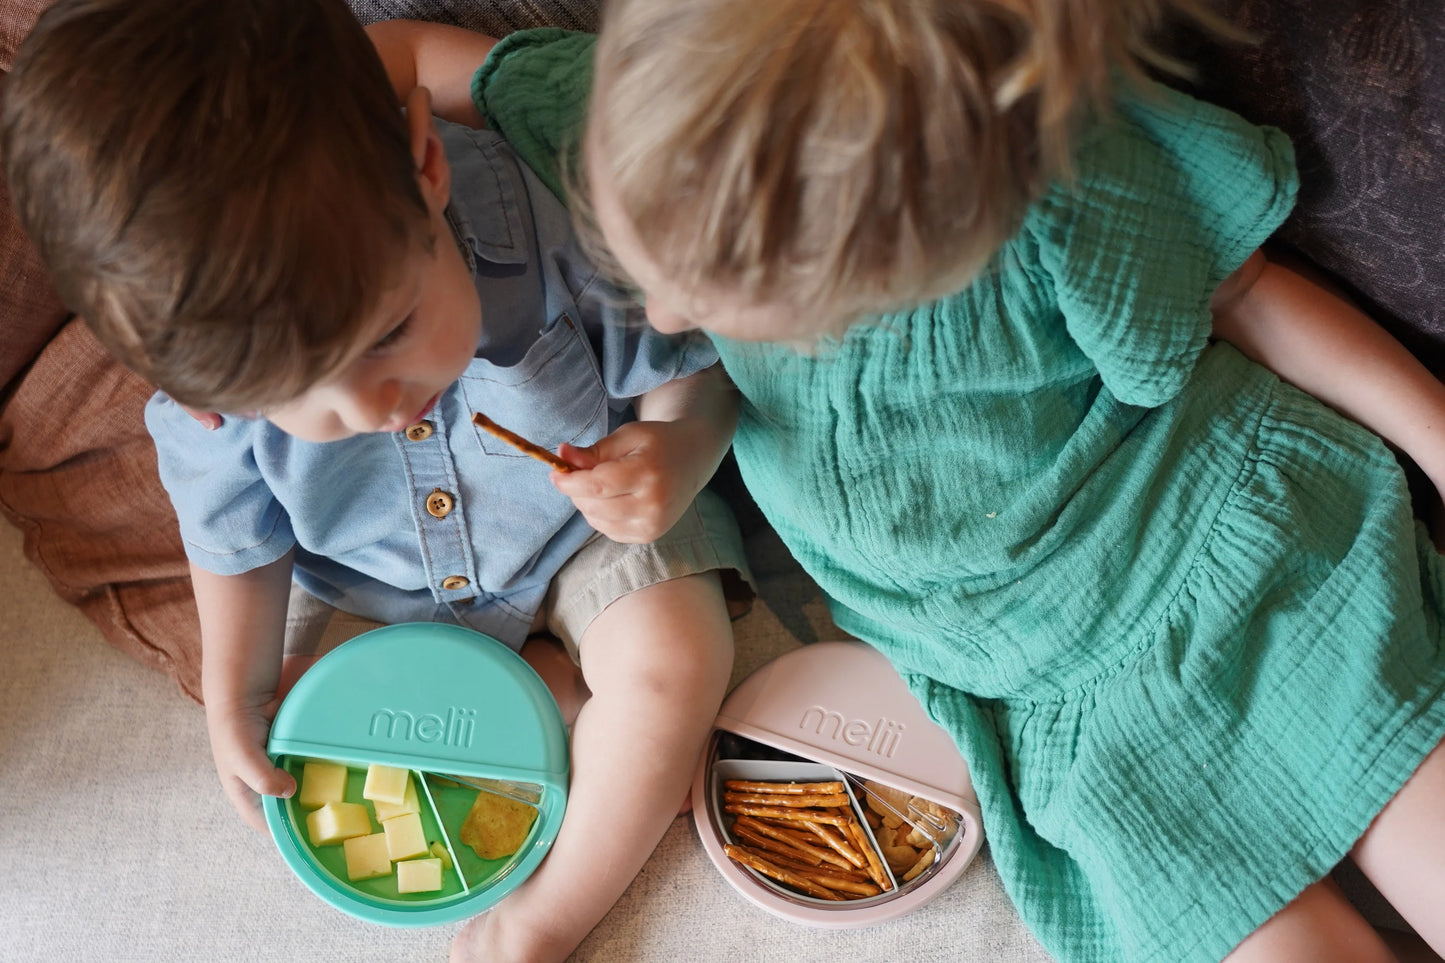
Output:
[458, 787, 538, 860]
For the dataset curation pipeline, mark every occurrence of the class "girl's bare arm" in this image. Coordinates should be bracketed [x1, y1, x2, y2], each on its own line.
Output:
[1213, 249, 1445, 498]
[365, 19, 499, 127]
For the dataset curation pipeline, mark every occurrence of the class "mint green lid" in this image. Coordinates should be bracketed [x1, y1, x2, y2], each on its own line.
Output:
[262, 623, 568, 927]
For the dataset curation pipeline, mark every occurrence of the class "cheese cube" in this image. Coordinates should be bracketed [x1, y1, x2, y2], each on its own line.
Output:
[298, 761, 349, 810]
[396, 857, 444, 894]
[382, 811, 428, 861]
[372, 775, 419, 822]
[363, 764, 410, 807]
[343, 832, 393, 881]
[306, 801, 372, 847]
[428, 841, 453, 870]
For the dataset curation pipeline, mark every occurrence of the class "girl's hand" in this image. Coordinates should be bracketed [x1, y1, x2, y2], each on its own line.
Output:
[205, 697, 295, 834]
[552, 420, 709, 543]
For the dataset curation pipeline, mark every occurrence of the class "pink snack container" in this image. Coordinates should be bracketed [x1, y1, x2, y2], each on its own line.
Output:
[692, 639, 984, 927]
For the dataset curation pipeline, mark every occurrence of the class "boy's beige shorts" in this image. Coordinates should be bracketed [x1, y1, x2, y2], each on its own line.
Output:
[540, 488, 754, 660]
[284, 488, 753, 664]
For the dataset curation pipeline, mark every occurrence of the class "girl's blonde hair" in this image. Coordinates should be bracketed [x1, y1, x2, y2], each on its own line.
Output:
[588, 0, 1228, 328]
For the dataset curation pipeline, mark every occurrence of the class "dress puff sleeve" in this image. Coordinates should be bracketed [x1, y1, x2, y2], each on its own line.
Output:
[1025, 81, 1298, 408]
[472, 28, 596, 203]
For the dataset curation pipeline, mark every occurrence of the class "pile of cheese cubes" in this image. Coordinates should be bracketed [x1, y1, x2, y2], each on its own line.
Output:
[301, 761, 451, 892]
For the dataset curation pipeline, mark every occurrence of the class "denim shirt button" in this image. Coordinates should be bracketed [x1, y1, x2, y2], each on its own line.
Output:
[441, 575, 470, 591]
[405, 421, 434, 442]
[425, 489, 455, 518]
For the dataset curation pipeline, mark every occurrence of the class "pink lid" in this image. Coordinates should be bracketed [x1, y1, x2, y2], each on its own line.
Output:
[693, 640, 984, 926]
[714, 640, 977, 813]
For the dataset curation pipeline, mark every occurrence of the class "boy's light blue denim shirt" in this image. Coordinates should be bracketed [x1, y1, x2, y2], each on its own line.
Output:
[144, 122, 718, 650]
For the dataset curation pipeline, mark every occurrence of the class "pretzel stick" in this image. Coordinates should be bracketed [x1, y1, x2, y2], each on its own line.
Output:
[791, 867, 883, 898]
[724, 780, 846, 796]
[800, 819, 866, 869]
[723, 844, 845, 901]
[761, 850, 873, 883]
[730, 823, 825, 866]
[724, 791, 851, 808]
[724, 804, 850, 826]
[841, 816, 893, 892]
[471, 413, 573, 472]
[732, 816, 853, 870]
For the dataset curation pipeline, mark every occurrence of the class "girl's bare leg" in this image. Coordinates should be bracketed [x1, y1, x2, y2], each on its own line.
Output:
[451, 572, 734, 963]
[1227, 735, 1445, 963]
[1351, 737, 1445, 955]
[1224, 877, 1395, 963]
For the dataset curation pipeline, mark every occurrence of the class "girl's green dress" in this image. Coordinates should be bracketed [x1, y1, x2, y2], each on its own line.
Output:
[474, 30, 1445, 962]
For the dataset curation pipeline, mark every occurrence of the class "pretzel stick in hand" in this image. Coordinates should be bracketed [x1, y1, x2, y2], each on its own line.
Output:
[472, 412, 573, 471]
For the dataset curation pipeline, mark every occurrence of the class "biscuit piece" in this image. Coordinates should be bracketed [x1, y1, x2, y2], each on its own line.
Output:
[459, 788, 538, 860]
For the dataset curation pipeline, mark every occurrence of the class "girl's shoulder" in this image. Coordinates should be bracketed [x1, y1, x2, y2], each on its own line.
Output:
[1015, 81, 1299, 408]
[1042, 79, 1299, 245]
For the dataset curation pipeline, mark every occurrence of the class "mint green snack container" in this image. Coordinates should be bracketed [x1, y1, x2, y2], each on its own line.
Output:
[262, 623, 569, 927]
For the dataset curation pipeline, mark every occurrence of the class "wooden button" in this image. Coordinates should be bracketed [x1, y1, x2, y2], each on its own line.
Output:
[441, 575, 470, 591]
[425, 489, 455, 518]
[405, 421, 434, 441]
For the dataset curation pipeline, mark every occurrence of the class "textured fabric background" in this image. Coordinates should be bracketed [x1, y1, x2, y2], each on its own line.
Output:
[1174, 0, 1445, 375]
[349, 0, 596, 33]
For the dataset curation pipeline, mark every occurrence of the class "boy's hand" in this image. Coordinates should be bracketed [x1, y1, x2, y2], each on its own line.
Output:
[191, 556, 296, 834]
[206, 697, 295, 834]
[552, 420, 711, 543]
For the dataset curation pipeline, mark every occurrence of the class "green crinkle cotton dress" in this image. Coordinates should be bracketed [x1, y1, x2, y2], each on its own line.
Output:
[475, 31, 1445, 962]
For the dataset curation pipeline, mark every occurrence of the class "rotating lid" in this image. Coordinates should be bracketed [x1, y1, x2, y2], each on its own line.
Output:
[267, 622, 567, 791]
[713, 640, 976, 813]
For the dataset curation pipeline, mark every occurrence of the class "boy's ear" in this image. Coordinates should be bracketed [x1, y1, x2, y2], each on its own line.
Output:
[405, 87, 450, 212]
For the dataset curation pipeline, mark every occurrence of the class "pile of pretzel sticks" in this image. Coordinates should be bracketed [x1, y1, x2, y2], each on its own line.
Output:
[720, 779, 893, 901]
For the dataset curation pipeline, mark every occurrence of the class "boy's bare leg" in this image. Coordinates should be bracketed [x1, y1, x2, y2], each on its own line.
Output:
[519, 636, 591, 727]
[451, 572, 734, 963]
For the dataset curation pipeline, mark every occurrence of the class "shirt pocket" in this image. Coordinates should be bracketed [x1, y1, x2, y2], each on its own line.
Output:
[459, 313, 609, 458]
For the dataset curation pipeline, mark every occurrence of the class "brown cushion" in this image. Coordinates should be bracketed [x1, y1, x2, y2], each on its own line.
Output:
[0, 0, 46, 72]
[0, 319, 201, 701]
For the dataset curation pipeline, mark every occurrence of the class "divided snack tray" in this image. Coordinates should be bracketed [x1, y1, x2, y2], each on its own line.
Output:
[262, 623, 569, 927]
[694, 640, 984, 927]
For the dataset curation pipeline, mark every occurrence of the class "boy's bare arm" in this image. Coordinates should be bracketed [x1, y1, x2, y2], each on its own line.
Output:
[1213, 249, 1445, 498]
[365, 19, 498, 128]
[192, 552, 297, 833]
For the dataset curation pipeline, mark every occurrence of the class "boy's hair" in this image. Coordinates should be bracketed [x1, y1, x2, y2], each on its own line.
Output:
[2, 0, 431, 410]
[587, 0, 1228, 329]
